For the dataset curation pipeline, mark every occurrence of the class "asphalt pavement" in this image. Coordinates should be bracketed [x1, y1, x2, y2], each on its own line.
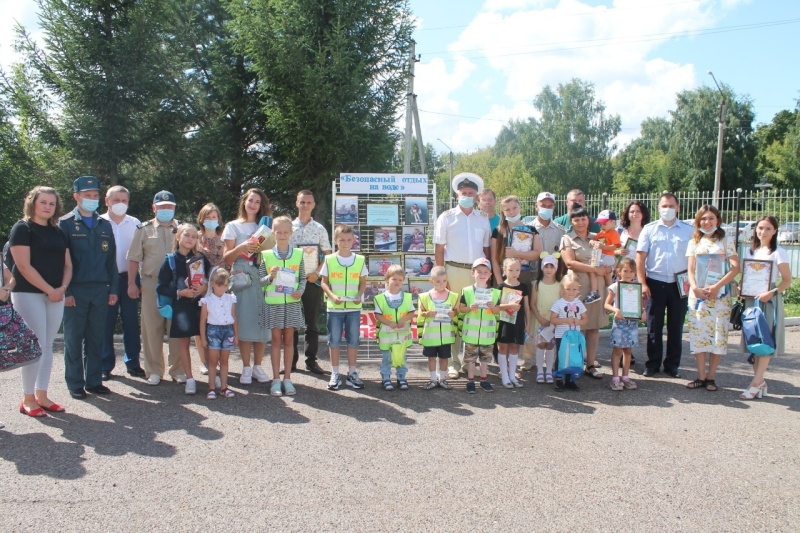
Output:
[2, 328, 799, 532]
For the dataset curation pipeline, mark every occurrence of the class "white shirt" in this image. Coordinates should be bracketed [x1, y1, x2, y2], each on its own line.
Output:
[433, 207, 491, 263]
[637, 219, 694, 283]
[100, 213, 141, 273]
[199, 292, 237, 326]
[319, 253, 369, 277]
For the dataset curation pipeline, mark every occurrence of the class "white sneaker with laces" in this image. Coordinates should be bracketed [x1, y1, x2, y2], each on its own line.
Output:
[252, 365, 270, 383]
[328, 371, 342, 390]
[146, 374, 161, 386]
[173, 374, 187, 384]
[346, 371, 364, 389]
[240, 366, 253, 385]
[447, 366, 460, 379]
[199, 364, 209, 375]
[185, 378, 197, 395]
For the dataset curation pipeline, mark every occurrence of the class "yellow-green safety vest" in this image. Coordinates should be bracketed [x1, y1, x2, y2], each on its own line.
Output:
[324, 254, 365, 310]
[373, 292, 413, 350]
[460, 286, 501, 346]
[416, 291, 458, 347]
[262, 248, 303, 304]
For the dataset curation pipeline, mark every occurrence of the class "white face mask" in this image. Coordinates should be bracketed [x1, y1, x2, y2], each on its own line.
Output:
[110, 203, 128, 216]
[505, 214, 521, 223]
[659, 207, 677, 222]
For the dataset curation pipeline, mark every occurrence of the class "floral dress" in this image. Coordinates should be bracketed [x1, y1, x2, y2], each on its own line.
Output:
[686, 235, 737, 355]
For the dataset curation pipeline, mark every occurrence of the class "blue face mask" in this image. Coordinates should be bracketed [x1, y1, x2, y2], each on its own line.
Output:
[203, 220, 219, 231]
[156, 209, 175, 223]
[458, 196, 474, 209]
[538, 208, 553, 221]
[80, 198, 99, 213]
[700, 226, 717, 235]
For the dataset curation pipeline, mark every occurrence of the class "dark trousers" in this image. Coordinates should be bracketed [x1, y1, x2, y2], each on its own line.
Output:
[102, 272, 142, 372]
[64, 283, 108, 390]
[293, 282, 322, 366]
[645, 277, 688, 374]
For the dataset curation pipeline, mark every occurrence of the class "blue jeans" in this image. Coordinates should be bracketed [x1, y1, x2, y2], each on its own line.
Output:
[380, 349, 408, 381]
[102, 272, 142, 372]
[326, 311, 361, 348]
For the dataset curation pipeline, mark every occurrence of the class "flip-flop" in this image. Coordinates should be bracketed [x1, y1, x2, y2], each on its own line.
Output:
[584, 365, 603, 379]
[37, 402, 66, 412]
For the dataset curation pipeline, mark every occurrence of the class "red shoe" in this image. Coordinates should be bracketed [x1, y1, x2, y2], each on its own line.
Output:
[19, 402, 48, 418]
[37, 401, 66, 412]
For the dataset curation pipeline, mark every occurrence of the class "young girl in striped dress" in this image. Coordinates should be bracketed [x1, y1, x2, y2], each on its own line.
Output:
[259, 216, 306, 397]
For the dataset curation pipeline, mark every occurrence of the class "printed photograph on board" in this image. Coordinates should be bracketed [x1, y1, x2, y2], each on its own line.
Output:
[363, 279, 387, 305]
[368, 255, 403, 277]
[402, 226, 426, 252]
[373, 227, 398, 252]
[405, 197, 428, 225]
[334, 195, 359, 224]
[404, 254, 435, 277]
[408, 278, 434, 303]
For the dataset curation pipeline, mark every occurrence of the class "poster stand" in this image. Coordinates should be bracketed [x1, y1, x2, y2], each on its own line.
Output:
[331, 173, 437, 360]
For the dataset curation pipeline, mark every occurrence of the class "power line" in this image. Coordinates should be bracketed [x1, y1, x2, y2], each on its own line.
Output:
[418, 18, 800, 63]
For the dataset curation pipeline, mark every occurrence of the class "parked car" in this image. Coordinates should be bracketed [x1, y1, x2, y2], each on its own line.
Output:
[778, 222, 800, 244]
[731, 221, 757, 243]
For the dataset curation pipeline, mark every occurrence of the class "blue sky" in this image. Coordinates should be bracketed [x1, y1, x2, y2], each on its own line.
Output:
[407, 0, 800, 151]
[2, 0, 798, 153]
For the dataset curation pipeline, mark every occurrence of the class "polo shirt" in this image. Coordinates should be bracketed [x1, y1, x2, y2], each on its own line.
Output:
[637, 219, 694, 283]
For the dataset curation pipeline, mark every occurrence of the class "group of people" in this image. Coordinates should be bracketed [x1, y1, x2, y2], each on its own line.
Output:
[2, 172, 790, 423]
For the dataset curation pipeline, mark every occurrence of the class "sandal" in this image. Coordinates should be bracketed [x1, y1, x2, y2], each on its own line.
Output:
[220, 388, 235, 398]
[536, 372, 545, 384]
[705, 379, 718, 391]
[207, 390, 217, 400]
[584, 365, 603, 379]
[545, 373, 554, 384]
[381, 380, 394, 391]
[686, 378, 707, 389]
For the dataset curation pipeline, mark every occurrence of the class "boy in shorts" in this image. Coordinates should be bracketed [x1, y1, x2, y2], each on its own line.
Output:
[458, 258, 502, 393]
[586, 209, 620, 303]
[416, 266, 458, 390]
[320, 225, 367, 390]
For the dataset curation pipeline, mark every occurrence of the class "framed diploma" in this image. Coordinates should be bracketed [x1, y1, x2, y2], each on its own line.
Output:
[740, 259, 773, 298]
[694, 253, 729, 297]
[624, 237, 638, 255]
[618, 282, 643, 319]
[298, 244, 320, 274]
[675, 270, 690, 298]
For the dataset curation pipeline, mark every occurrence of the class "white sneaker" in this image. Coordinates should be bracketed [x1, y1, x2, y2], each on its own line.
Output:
[502, 381, 514, 389]
[252, 365, 270, 383]
[146, 374, 161, 386]
[173, 374, 187, 384]
[215, 376, 222, 389]
[447, 366, 460, 380]
[240, 366, 253, 385]
[511, 378, 523, 388]
[199, 364, 209, 375]
[185, 378, 197, 395]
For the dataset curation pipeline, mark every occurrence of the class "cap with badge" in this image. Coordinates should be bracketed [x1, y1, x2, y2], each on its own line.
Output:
[153, 190, 177, 206]
[536, 192, 556, 203]
[73, 175, 100, 192]
[451, 172, 484, 194]
[596, 210, 617, 224]
[471, 257, 491, 271]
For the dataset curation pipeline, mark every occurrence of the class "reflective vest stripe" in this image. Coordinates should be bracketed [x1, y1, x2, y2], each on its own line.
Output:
[262, 248, 303, 304]
[325, 255, 364, 310]
[417, 292, 458, 346]
[374, 292, 413, 350]
[460, 286, 501, 345]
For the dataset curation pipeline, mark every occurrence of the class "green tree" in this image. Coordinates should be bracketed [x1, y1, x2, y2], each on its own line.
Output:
[229, 0, 414, 217]
[669, 85, 756, 190]
[612, 117, 685, 193]
[754, 107, 800, 188]
[495, 79, 621, 195]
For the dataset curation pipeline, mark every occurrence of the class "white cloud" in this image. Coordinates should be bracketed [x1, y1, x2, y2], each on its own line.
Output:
[412, 0, 746, 153]
[0, 1, 41, 73]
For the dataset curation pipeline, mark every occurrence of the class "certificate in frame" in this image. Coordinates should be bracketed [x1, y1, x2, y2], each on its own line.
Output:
[297, 244, 320, 275]
[676, 270, 690, 299]
[740, 259, 774, 298]
[624, 237, 638, 255]
[618, 282, 643, 319]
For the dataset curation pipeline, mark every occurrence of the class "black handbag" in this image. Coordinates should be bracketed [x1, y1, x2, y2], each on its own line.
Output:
[729, 297, 745, 330]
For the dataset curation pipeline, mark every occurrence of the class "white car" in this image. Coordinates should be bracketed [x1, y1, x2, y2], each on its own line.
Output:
[731, 221, 757, 243]
[778, 222, 800, 244]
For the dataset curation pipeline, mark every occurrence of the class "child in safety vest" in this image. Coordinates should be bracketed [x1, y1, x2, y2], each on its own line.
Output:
[416, 266, 458, 390]
[320, 224, 367, 390]
[259, 216, 307, 397]
[458, 258, 505, 393]
[373, 265, 415, 391]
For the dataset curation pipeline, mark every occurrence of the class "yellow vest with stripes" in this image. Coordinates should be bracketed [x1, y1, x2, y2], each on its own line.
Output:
[460, 286, 501, 346]
[325, 254, 365, 310]
[416, 291, 458, 347]
[373, 292, 413, 350]
[262, 248, 303, 304]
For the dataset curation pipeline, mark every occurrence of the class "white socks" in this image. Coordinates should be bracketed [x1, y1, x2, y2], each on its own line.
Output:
[536, 348, 554, 374]
[498, 354, 510, 383]
[509, 353, 519, 381]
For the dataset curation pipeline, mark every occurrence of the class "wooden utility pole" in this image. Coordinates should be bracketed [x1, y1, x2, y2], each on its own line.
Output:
[404, 40, 426, 174]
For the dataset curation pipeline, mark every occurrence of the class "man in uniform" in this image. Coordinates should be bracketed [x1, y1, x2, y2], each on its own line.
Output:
[100, 185, 144, 380]
[433, 172, 491, 379]
[127, 191, 183, 385]
[60, 176, 119, 399]
[289, 189, 331, 374]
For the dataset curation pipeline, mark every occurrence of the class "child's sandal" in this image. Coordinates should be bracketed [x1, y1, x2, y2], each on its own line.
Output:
[207, 390, 217, 400]
[220, 388, 235, 398]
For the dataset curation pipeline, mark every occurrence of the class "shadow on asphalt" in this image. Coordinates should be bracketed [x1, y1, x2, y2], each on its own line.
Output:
[0, 431, 87, 479]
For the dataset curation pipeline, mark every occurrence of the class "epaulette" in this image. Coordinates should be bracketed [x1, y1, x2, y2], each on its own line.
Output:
[59, 212, 76, 221]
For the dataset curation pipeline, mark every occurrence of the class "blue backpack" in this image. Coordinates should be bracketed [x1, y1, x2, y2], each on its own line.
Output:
[741, 302, 776, 356]
[156, 254, 177, 319]
[555, 328, 586, 381]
